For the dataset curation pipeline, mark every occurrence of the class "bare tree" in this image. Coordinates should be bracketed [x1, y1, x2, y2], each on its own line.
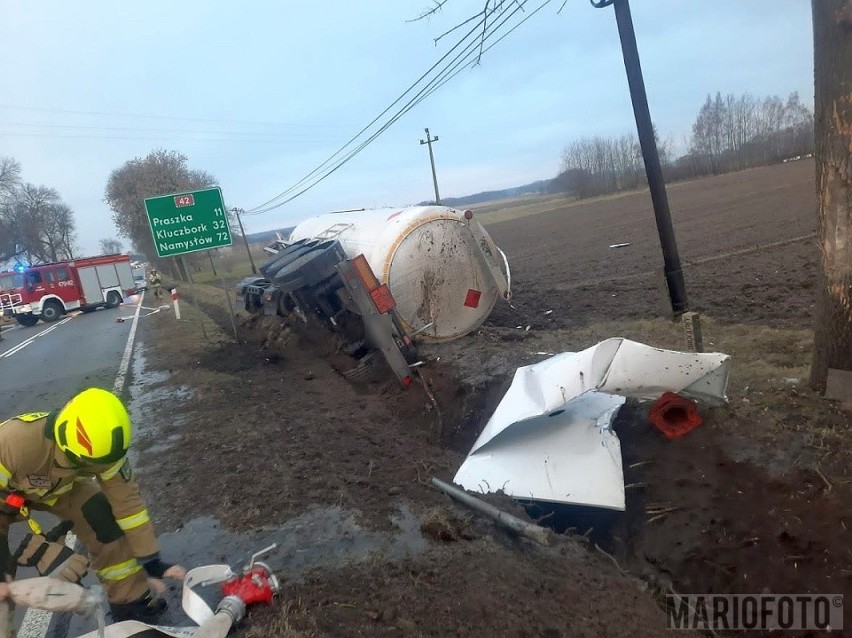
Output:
[2, 184, 76, 264]
[0, 158, 20, 197]
[104, 149, 215, 274]
[0, 158, 22, 262]
[810, 0, 852, 390]
[690, 93, 725, 173]
[39, 201, 76, 262]
[558, 129, 653, 198]
[689, 91, 814, 175]
[0, 219, 14, 262]
[408, 0, 449, 22]
[99, 238, 124, 255]
[0, 159, 77, 264]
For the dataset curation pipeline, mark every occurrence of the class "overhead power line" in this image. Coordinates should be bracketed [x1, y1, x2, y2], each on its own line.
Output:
[0, 120, 346, 143]
[0, 103, 340, 129]
[245, 0, 554, 215]
[246, 4, 503, 214]
[0, 130, 345, 144]
[246, 0, 529, 214]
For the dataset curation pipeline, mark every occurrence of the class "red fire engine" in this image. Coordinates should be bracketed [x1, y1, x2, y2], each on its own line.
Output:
[0, 254, 137, 327]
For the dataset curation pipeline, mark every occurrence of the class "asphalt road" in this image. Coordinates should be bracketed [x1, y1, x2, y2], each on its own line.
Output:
[1, 302, 139, 414]
[1, 297, 143, 638]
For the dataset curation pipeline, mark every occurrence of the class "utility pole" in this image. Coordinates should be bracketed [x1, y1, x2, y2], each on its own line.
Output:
[231, 207, 257, 274]
[420, 128, 442, 205]
[809, 0, 852, 392]
[593, 0, 688, 316]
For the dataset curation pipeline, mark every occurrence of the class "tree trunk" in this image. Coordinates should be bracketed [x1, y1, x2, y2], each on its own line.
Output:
[810, 0, 852, 390]
[167, 257, 187, 282]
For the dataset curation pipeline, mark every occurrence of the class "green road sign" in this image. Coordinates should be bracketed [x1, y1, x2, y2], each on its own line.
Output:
[144, 187, 233, 258]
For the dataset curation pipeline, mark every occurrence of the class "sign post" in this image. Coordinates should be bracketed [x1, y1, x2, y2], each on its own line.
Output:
[214, 250, 240, 340]
[144, 188, 238, 338]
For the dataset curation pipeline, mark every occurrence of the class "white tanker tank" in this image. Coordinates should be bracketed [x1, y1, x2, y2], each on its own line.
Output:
[287, 205, 511, 342]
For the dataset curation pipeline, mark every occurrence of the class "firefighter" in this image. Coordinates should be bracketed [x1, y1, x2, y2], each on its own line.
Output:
[0, 388, 186, 622]
[148, 268, 163, 300]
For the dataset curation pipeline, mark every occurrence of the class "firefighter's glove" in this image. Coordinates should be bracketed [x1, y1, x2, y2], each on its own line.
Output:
[13, 534, 89, 583]
[142, 558, 174, 579]
[144, 558, 186, 595]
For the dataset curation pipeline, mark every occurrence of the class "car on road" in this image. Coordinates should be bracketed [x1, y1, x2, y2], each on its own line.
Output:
[133, 269, 148, 292]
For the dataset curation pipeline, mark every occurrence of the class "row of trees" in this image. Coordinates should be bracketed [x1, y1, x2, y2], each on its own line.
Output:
[0, 158, 77, 265]
[553, 131, 670, 198]
[686, 91, 813, 175]
[553, 91, 814, 199]
[100, 238, 124, 254]
[1, 158, 128, 266]
[0, 151, 217, 272]
[0, 149, 225, 286]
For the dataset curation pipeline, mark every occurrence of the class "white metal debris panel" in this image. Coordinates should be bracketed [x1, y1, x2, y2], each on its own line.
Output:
[454, 338, 731, 511]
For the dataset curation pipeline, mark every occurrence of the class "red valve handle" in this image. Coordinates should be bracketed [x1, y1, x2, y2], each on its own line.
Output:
[221, 567, 275, 607]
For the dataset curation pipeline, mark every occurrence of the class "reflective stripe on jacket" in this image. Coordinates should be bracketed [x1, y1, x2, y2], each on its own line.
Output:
[0, 414, 158, 559]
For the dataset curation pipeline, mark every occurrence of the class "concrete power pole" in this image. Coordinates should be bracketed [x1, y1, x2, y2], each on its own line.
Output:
[593, 0, 703, 352]
[420, 128, 441, 205]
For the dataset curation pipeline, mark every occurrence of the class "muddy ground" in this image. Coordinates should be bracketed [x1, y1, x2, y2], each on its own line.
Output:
[131, 160, 849, 637]
[485, 160, 818, 331]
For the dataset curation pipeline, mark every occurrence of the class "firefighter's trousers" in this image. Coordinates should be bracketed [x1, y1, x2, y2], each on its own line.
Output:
[32, 479, 147, 604]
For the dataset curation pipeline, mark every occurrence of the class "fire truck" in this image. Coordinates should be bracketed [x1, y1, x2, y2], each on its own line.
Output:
[0, 254, 137, 327]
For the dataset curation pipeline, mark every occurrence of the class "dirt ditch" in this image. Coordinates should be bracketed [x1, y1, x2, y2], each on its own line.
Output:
[134, 281, 850, 637]
[609, 406, 850, 600]
[123, 161, 851, 636]
[135, 302, 679, 637]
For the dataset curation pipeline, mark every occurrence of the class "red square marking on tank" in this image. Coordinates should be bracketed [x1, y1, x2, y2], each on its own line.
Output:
[464, 289, 481, 308]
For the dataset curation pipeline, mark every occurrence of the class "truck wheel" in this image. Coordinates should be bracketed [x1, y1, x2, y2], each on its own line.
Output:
[40, 301, 64, 322]
[271, 240, 346, 292]
[14, 314, 39, 327]
[105, 291, 122, 309]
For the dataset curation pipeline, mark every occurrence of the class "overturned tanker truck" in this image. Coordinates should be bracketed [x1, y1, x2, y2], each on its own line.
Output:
[236, 205, 511, 385]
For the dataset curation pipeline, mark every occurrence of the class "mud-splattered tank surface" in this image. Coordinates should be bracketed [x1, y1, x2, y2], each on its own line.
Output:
[289, 206, 508, 341]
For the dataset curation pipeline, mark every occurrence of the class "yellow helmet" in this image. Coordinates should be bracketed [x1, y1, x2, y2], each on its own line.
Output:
[54, 388, 132, 465]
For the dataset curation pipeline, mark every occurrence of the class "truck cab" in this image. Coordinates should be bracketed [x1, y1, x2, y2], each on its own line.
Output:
[1, 264, 79, 325]
[0, 255, 137, 327]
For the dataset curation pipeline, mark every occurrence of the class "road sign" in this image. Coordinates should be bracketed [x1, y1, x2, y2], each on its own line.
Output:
[144, 187, 233, 258]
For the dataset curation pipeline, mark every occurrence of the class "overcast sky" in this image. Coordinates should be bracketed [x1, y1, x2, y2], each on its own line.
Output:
[0, 1, 814, 256]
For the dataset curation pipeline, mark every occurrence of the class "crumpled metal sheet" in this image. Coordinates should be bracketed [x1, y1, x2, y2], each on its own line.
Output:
[453, 338, 731, 511]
